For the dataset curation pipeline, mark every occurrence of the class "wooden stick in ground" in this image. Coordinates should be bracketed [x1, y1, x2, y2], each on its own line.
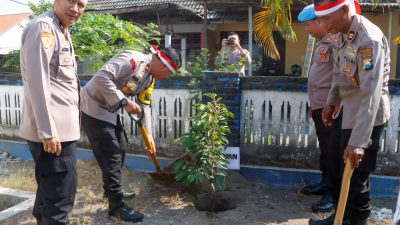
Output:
[334, 159, 355, 225]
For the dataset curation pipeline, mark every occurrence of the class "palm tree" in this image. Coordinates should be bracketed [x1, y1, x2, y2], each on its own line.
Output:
[253, 0, 298, 60]
[253, 0, 399, 75]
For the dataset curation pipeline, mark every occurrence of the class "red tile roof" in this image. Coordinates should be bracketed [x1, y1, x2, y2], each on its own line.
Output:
[0, 13, 30, 36]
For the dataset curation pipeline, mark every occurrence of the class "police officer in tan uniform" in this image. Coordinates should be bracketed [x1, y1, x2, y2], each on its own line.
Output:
[311, 0, 390, 224]
[19, 0, 87, 224]
[298, 4, 338, 214]
[80, 46, 180, 223]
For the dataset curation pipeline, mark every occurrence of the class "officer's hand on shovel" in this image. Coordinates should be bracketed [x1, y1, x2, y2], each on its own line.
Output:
[343, 146, 364, 169]
[123, 99, 142, 114]
[334, 146, 364, 225]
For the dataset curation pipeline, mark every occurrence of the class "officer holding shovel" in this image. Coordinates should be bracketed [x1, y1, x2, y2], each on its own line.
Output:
[80, 46, 180, 223]
[311, 0, 390, 224]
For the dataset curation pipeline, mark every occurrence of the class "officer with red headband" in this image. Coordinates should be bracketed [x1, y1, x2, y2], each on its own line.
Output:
[310, 0, 390, 224]
[80, 46, 181, 223]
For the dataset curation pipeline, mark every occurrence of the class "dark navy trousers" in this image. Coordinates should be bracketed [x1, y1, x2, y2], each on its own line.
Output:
[27, 140, 77, 225]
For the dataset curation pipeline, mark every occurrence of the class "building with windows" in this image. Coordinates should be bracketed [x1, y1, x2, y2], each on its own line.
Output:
[87, 0, 400, 77]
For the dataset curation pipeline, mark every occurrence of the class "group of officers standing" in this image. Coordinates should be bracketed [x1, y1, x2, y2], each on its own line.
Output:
[299, 0, 391, 224]
[18, 0, 391, 224]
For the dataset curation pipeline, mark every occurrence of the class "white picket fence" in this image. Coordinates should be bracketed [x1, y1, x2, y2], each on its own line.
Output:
[1, 85, 400, 166]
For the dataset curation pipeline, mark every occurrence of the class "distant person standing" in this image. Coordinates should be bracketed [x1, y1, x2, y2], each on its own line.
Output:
[216, 32, 252, 76]
[298, 4, 339, 214]
[19, 0, 87, 224]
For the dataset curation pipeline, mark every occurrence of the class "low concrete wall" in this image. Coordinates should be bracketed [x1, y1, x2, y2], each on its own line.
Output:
[1, 75, 400, 174]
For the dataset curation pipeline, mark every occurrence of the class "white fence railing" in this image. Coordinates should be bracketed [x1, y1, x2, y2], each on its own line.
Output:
[240, 90, 400, 168]
[1, 85, 400, 168]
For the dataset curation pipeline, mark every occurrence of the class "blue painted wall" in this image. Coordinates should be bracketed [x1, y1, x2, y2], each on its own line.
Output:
[1, 140, 398, 198]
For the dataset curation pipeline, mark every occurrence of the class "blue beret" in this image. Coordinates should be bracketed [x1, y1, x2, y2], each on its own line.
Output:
[298, 4, 316, 22]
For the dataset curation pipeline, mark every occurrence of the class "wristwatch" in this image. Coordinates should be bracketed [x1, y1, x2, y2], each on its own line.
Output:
[120, 98, 129, 107]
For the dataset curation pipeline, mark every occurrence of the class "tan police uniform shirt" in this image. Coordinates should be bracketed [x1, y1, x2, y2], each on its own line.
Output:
[80, 50, 153, 134]
[19, 9, 80, 142]
[308, 34, 335, 110]
[326, 15, 391, 148]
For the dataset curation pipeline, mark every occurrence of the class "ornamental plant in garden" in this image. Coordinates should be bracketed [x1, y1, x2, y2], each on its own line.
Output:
[173, 93, 234, 192]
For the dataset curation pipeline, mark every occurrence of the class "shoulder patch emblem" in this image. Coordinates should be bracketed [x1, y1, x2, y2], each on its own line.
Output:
[319, 46, 326, 52]
[362, 59, 373, 70]
[359, 48, 372, 59]
[359, 48, 373, 71]
[40, 32, 55, 49]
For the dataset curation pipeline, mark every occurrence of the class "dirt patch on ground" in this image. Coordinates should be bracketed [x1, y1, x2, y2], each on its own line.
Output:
[0, 159, 395, 225]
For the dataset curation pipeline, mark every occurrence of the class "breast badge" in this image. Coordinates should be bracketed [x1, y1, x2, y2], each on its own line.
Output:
[126, 80, 137, 91]
[319, 53, 326, 62]
[64, 57, 70, 64]
[121, 86, 129, 93]
[343, 66, 351, 74]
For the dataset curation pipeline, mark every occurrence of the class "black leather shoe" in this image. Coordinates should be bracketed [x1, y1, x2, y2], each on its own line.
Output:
[301, 182, 326, 195]
[309, 213, 350, 225]
[311, 195, 334, 213]
[108, 202, 144, 223]
[349, 216, 368, 225]
[122, 190, 136, 199]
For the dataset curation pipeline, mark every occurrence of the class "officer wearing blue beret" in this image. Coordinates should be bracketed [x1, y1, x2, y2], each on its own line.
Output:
[298, 4, 341, 220]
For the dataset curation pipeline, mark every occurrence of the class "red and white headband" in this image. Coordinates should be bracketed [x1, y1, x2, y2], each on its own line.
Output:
[150, 45, 177, 73]
[314, 0, 361, 16]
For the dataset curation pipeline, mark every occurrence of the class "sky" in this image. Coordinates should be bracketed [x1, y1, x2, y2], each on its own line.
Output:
[0, 0, 48, 15]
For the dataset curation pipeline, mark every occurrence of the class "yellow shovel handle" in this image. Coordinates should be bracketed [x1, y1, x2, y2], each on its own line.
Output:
[334, 159, 355, 225]
[138, 125, 161, 173]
